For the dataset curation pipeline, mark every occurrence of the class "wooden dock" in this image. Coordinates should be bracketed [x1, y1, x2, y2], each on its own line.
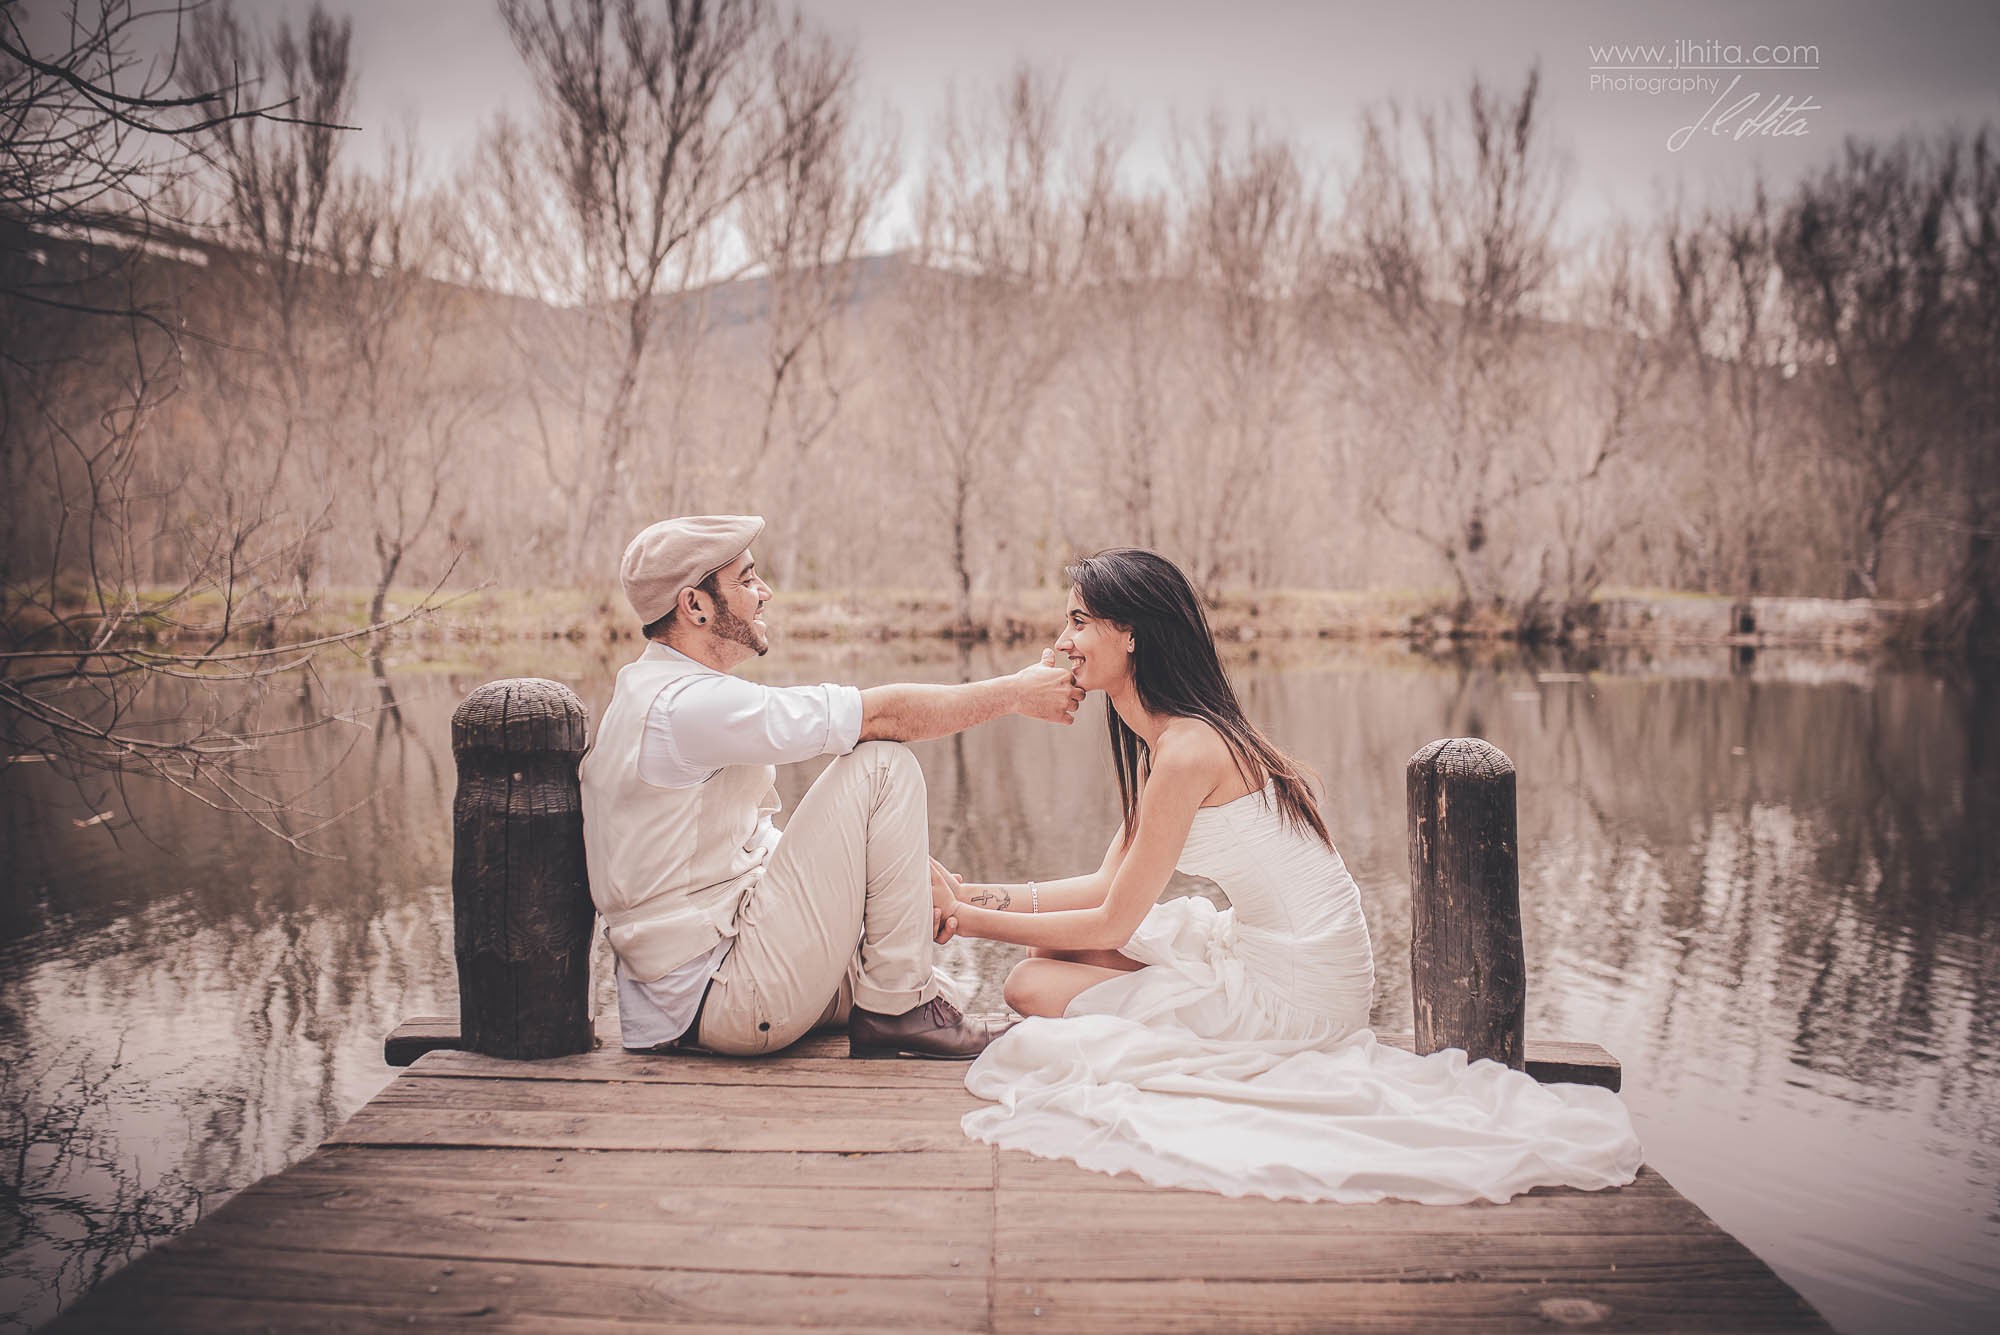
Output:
[51, 1026, 1830, 1333]
[50, 715, 1829, 1330]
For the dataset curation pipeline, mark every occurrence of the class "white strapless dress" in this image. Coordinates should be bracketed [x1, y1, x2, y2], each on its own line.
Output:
[961, 784, 1644, 1204]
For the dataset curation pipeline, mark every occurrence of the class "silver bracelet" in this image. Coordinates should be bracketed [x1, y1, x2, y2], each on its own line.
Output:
[1029, 879, 1040, 913]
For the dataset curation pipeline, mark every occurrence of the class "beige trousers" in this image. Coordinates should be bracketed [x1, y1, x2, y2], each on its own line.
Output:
[696, 741, 943, 1055]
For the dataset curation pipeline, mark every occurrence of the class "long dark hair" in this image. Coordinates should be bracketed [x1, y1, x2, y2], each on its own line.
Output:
[1066, 548, 1332, 850]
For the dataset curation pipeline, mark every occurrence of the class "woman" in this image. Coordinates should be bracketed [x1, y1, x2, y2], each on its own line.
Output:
[934, 548, 1642, 1204]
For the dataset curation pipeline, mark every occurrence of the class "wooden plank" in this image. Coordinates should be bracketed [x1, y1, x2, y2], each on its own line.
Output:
[386, 1014, 855, 1065]
[368, 1074, 979, 1118]
[53, 1240, 989, 1332]
[385, 1015, 466, 1067]
[389, 1017, 1619, 1090]
[706, 1026, 1004, 1060]
[186, 1185, 985, 1278]
[62, 1300, 925, 1335]
[991, 1277, 1831, 1334]
[997, 1152, 1682, 1197]
[56, 1296, 656, 1334]
[409, 1046, 974, 1087]
[291, 1143, 993, 1191]
[386, 1017, 926, 1069]
[327, 1105, 982, 1153]
[997, 1226, 1773, 1283]
[233, 1172, 987, 1236]
[1375, 1033, 1621, 1091]
[991, 1168, 1718, 1239]
[388, 1018, 999, 1066]
[412, 1039, 1615, 1089]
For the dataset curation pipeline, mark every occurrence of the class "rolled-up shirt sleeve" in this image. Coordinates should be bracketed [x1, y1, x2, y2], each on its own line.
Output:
[640, 672, 864, 787]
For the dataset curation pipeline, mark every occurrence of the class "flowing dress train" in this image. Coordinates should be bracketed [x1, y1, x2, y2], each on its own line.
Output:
[961, 784, 1644, 1204]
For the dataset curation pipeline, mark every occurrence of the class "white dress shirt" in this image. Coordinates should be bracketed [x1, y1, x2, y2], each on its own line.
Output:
[638, 652, 865, 787]
[616, 646, 865, 1050]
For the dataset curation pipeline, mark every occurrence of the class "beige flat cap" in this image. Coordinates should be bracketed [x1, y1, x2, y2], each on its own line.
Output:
[620, 514, 765, 624]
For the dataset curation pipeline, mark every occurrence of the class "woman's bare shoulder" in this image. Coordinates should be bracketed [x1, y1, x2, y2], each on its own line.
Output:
[1153, 717, 1237, 787]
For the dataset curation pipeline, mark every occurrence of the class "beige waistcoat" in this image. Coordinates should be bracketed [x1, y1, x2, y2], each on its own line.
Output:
[578, 648, 778, 981]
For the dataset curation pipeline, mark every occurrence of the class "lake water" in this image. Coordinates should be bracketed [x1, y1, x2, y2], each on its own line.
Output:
[3, 639, 1998, 1333]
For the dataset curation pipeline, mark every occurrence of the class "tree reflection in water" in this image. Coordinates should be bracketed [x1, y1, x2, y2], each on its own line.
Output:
[0, 642, 1995, 1334]
[0, 1049, 203, 1329]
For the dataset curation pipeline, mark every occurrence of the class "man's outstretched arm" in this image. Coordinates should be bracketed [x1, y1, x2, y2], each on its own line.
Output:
[858, 651, 1081, 742]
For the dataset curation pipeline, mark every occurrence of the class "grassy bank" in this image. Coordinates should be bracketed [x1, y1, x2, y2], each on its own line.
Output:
[10, 583, 1935, 653]
[323, 584, 1934, 653]
[366, 585, 1442, 646]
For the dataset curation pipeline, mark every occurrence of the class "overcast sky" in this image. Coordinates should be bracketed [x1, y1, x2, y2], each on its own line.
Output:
[155, 0, 2000, 244]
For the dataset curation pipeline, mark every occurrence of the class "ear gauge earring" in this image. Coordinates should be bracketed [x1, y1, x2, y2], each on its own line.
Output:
[697, 615, 707, 624]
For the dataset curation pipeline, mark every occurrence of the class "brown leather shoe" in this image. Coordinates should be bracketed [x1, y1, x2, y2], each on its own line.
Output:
[848, 996, 1014, 1060]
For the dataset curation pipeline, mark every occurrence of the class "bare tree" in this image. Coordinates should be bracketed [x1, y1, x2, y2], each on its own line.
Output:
[1935, 130, 2000, 651]
[1659, 190, 1819, 596]
[1777, 136, 1960, 597]
[178, 0, 357, 600]
[472, 0, 827, 580]
[896, 65, 1112, 633]
[1519, 222, 1671, 632]
[1075, 176, 1176, 550]
[1339, 68, 1565, 615]
[733, 9, 896, 583]
[321, 139, 486, 655]
[2, 1, 419, 845]
[1173, 112, 1324, 596]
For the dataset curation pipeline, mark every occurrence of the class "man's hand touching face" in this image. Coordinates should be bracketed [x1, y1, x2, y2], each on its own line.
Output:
[1014, 648, 1084, 725]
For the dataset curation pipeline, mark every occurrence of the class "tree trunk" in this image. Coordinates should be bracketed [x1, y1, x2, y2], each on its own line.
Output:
[951, 470, 975, 637]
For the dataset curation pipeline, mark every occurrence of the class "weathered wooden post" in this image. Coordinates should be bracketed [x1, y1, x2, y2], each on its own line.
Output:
[449, 677, 595, 1059]
[1406, 737, 1526, 1070]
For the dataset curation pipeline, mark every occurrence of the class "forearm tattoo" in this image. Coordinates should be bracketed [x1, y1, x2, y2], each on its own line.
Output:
[965, 885, 1012, 910]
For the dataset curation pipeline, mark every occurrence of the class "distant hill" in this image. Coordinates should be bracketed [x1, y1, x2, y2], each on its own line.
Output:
[8, 212, 920, 345]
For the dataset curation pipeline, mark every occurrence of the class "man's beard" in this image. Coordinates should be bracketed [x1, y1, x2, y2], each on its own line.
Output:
[711, 599, 768, 655]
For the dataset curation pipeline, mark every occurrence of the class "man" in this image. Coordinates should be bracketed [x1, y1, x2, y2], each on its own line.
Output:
[579, 514, 1082, 1059]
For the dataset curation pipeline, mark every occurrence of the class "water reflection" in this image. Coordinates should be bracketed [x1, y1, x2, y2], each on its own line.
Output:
[1, 641, 1996, 1333]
